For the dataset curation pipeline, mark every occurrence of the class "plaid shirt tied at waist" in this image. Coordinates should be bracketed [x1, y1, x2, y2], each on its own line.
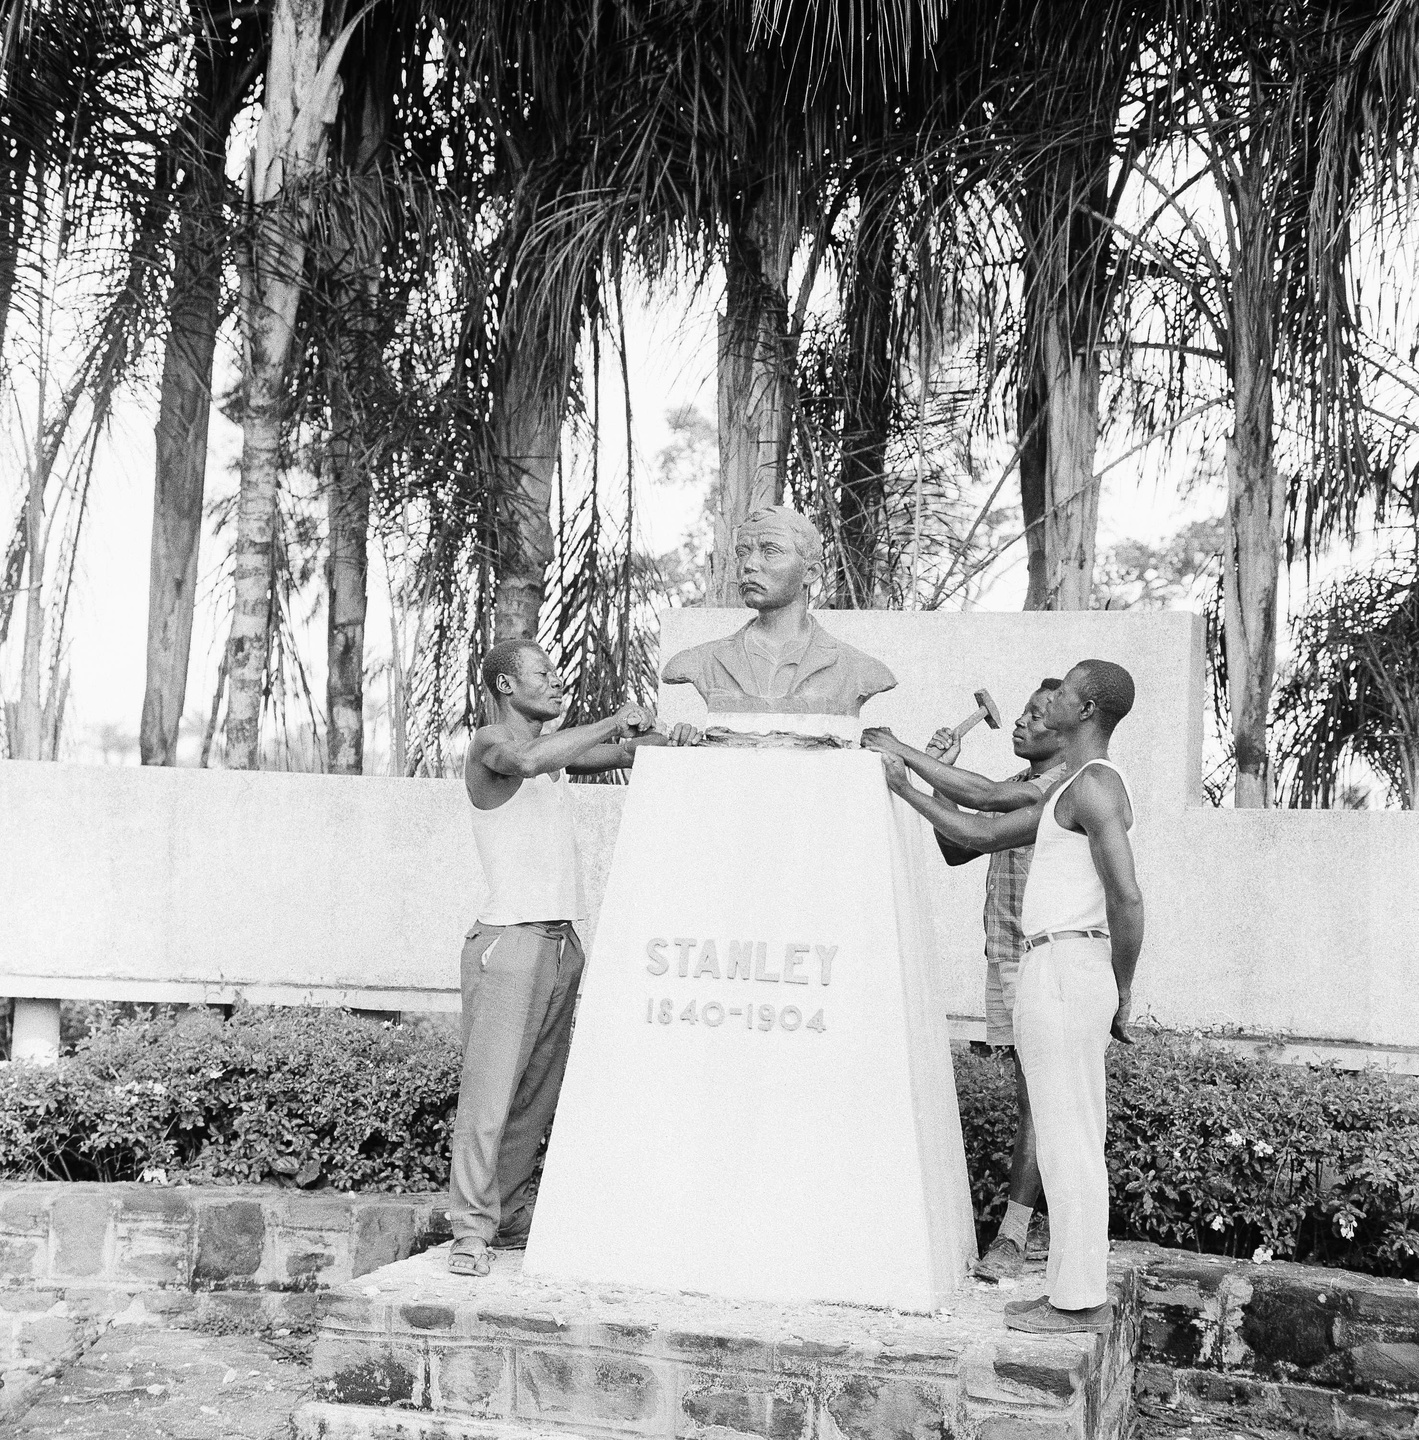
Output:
[983, 761, 1069, 968]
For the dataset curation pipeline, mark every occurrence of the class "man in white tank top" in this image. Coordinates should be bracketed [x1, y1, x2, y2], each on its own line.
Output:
[871, 660, 1143, 1335]
[865, 682, 1067, 1283]
[448, 639, 695, 1278]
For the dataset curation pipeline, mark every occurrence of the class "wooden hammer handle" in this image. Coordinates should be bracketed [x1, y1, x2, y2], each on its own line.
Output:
[951, 706, 990, 742]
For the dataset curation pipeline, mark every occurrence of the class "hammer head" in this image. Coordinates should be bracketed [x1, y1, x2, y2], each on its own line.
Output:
[974, 689, 1003, 730]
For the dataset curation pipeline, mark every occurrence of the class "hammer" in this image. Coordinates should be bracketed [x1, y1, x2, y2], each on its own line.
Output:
[950, 688, 1003, 744]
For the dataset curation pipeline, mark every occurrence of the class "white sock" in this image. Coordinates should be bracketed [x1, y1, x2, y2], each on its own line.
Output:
[998, 1200, 1032, 1250]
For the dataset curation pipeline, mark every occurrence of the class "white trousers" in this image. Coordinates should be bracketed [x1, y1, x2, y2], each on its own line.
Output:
[1014, 935, 1117, 1309]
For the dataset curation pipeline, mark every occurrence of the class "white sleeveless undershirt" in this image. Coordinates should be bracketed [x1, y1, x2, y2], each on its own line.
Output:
[469, 771, 586, 926]
[1019, 759, 1135, 938]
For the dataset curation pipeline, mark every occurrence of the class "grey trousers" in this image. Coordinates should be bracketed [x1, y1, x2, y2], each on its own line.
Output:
[448, 919, 585, 1244]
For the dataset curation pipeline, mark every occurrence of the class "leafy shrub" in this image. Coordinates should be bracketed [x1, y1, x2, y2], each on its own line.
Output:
[0, 1006, 460, 1192]
[2, 1011, 1416, 1278]
[957, 1032, 1419, 1279]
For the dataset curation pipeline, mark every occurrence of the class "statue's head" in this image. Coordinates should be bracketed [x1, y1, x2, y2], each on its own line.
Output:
[733, 507, 825, 612]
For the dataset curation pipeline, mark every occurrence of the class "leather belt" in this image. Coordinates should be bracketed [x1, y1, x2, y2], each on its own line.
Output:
[1023, 928, 1110, 951]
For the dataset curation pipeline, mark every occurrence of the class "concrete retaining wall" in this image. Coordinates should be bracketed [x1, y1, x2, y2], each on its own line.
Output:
[3, 764, 1418, 1056]
[0, 762, 621, 1012]
[2, 609, 1417, 1054]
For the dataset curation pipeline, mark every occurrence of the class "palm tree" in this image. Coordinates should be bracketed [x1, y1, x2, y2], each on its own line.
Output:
[1, 0, 187, 759]
[224, 0, 365, 771]
[1101, 0, 1383, 805]
[141, 1, 264, 767]
[317, 8, 408, 773]
[914, 0, 1170, 614]
[1273, 550, 1419, 808]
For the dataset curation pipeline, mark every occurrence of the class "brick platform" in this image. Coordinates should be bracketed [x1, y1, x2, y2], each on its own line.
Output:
[0, 1182, 451, 1294]
[295, 1247, 1144, 1440]
[0, 1182, 450, 1422]
[1124, 1243, 1419, 1436]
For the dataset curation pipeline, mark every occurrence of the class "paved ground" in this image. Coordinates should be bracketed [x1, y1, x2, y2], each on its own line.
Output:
[0, 1324, 312, 1439]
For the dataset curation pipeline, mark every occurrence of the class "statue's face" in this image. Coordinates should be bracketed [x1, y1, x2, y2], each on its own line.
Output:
[735, 520, 815, 610]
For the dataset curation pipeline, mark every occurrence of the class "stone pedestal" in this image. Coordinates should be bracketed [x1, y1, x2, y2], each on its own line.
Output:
[296, 1248, 1143, 1440]
[524, 748, 976, 1311]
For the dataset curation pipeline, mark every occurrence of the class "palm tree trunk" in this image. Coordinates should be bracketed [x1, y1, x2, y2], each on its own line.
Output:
[1223, 200, 1281, 809]
[140, 71, 228, 766]
[835, 182, 894, 608]
[325, 45, 393, 773]
[491, 332, 569, 642]
[326, 393, 372, 768]
[1017, 157, 1112, 612]
[1041, 316, 1101, 610]
[14, 444, 50, 762]
[227, 0, 353, 769]
[711, 185, 798, 607]
[1019, 350, 1048, 612]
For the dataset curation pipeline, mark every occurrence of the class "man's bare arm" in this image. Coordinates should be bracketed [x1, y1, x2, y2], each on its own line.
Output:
[478, 703, 646, 779]
[936, 830, 982, 867]
[565, 741, 635, 774]
[1064, 768, 1144, 1042]
[862, 729, 1042, 812]
[566, 724, 699, 774]
[930, 788, 982, 866]
[881, 752, 1043, 853]
[919, 729, 980, 865]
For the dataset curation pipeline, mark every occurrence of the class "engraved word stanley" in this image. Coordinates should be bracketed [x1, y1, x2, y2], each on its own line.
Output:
[644, 938, 838, 985]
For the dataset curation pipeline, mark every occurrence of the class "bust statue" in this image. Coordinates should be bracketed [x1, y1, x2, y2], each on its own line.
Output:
[662, 507, 897, 726]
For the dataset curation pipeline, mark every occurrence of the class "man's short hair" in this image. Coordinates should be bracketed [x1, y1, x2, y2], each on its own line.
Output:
[735, 506, 825, 569]
[1071, 659, 1135, 732]
[1037, 677, 1062, 692]
[481, 638, 543, 694]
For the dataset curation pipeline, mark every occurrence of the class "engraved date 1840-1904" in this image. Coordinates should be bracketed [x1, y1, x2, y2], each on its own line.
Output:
[645, 998, 826, 1032]
[641, 937, 836, 1036]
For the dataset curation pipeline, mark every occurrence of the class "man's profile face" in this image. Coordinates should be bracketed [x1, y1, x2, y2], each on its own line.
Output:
[1013, 689, 1064, 760]
[500, 646, 564, 721]
[735, 520, 814, 612]
[1042, 668, 1087, 735]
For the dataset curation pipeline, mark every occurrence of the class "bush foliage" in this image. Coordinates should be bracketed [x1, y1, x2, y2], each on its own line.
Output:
[2, 1009, 1416, 1278]
[0, 1007, 459, 1193]
[956, 1035, 1419, 1279]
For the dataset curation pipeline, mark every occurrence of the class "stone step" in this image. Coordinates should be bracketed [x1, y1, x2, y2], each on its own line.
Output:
[1126, 1242, 1419, 1400]
[1137, 1365, 1419, 1438]
[308, 1244, 1144, 1440]
[294, 1401, 592, 1440]
[0, 1181, 451, 1296]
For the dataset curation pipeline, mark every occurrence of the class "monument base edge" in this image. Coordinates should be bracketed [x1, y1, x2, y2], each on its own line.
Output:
[310, 1245, 1142, 1440]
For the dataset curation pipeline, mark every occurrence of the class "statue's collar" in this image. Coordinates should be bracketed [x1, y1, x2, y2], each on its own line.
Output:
[714, 615, 840, 693]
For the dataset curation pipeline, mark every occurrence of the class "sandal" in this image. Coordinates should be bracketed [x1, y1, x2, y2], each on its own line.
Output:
[448, 1237, 491, 1277]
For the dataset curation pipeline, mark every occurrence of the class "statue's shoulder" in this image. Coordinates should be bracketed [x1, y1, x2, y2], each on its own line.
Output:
[662, 629, 741, 684]
[820, 627, 897, 698]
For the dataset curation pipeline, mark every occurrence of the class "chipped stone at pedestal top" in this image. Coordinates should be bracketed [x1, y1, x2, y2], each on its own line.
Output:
[524, 745, 977, 1311]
